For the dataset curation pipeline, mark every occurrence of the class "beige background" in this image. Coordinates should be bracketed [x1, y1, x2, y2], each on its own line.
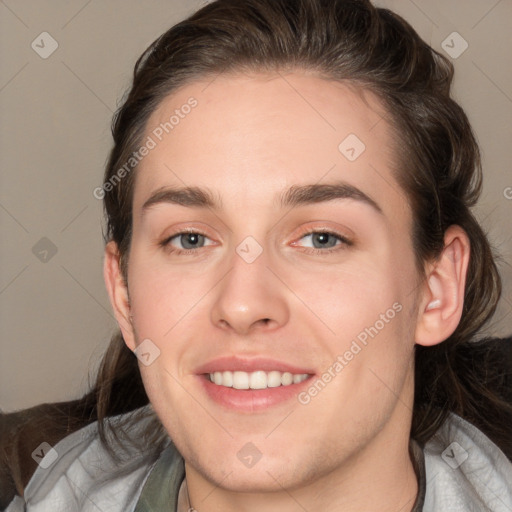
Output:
[1, 0, 511, 412]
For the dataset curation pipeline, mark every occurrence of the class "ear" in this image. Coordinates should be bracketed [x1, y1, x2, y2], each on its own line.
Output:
[103, 241, 136, 351]
[415, 225, 470, 347]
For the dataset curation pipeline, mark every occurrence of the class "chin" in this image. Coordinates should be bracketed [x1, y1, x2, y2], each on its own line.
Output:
[190, 447, 325, 494]
[202, 463, 302, 493]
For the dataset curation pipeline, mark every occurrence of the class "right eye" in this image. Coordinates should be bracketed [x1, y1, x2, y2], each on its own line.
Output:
[160, 230, 215, 255]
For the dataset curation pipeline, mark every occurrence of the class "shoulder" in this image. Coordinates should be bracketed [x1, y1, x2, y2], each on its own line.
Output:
[422, 411, 512, 511]
[4, 405, 175, 512]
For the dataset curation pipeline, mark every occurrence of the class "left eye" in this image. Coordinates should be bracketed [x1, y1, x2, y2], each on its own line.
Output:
[296, 231, 346, 250]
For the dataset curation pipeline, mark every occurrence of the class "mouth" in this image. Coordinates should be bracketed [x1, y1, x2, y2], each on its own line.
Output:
[195, 357, 315, 412]
[196, 359, 315, 414]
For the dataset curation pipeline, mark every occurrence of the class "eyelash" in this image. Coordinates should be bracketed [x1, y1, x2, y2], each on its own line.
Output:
[159, 228, 352, 257]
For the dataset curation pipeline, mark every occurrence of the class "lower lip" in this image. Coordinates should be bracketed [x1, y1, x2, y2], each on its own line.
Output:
[198, 374, 314, 412]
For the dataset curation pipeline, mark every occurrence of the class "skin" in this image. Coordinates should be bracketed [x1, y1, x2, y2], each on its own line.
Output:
[104, 71, 470, 511]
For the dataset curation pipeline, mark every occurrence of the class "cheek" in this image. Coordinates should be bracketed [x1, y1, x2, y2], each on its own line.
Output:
[311, 256, 417, 382]
[295, 256, 406, 340]
[127, 253, 200, 338]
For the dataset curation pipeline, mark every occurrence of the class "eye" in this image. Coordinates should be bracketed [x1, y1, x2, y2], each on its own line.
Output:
[160, 230, 214, 255]
[292, 229, 352, 255]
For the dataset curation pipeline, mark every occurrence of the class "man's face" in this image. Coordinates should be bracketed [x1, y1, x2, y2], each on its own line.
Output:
[121, 72, 422, 490]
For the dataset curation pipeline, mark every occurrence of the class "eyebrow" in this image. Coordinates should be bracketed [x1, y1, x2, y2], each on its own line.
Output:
[141, 180, 383, 216]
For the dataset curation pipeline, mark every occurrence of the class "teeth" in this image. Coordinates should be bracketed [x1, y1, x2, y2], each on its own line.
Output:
[222, 371, 233, 387]
[249, 370, 267, 389]
[208, 370, 309, 389]
[233, 371, 249, 389]
[268, 371, 282, 388]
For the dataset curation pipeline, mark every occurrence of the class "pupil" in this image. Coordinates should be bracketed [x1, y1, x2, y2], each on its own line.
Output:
[314, 233, 334, 248]
[183, 233, 201, 249]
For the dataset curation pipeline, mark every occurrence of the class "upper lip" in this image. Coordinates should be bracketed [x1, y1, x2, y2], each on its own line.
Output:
[195, 356, 314, 375]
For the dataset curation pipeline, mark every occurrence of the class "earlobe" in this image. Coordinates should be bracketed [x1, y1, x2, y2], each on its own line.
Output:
[103, 241, 136, 351]
[415, 225, 470, 347]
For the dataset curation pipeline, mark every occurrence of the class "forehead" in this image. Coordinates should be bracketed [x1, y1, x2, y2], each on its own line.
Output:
[133, 71, 408, 221]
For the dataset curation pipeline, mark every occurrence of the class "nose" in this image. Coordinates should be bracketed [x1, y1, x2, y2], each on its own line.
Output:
[210, 243, 290, 336]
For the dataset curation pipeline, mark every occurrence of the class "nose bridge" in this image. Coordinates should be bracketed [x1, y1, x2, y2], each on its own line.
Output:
[210, 234, 289, 333]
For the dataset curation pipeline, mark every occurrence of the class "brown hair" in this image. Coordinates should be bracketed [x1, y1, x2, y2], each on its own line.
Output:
[3, 0, 511, 502]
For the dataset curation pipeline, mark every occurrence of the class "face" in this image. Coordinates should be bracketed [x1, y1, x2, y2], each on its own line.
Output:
[113, 72, 425, 492]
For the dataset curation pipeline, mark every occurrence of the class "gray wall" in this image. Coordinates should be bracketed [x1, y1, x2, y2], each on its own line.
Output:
[1, 0, 511, 412]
